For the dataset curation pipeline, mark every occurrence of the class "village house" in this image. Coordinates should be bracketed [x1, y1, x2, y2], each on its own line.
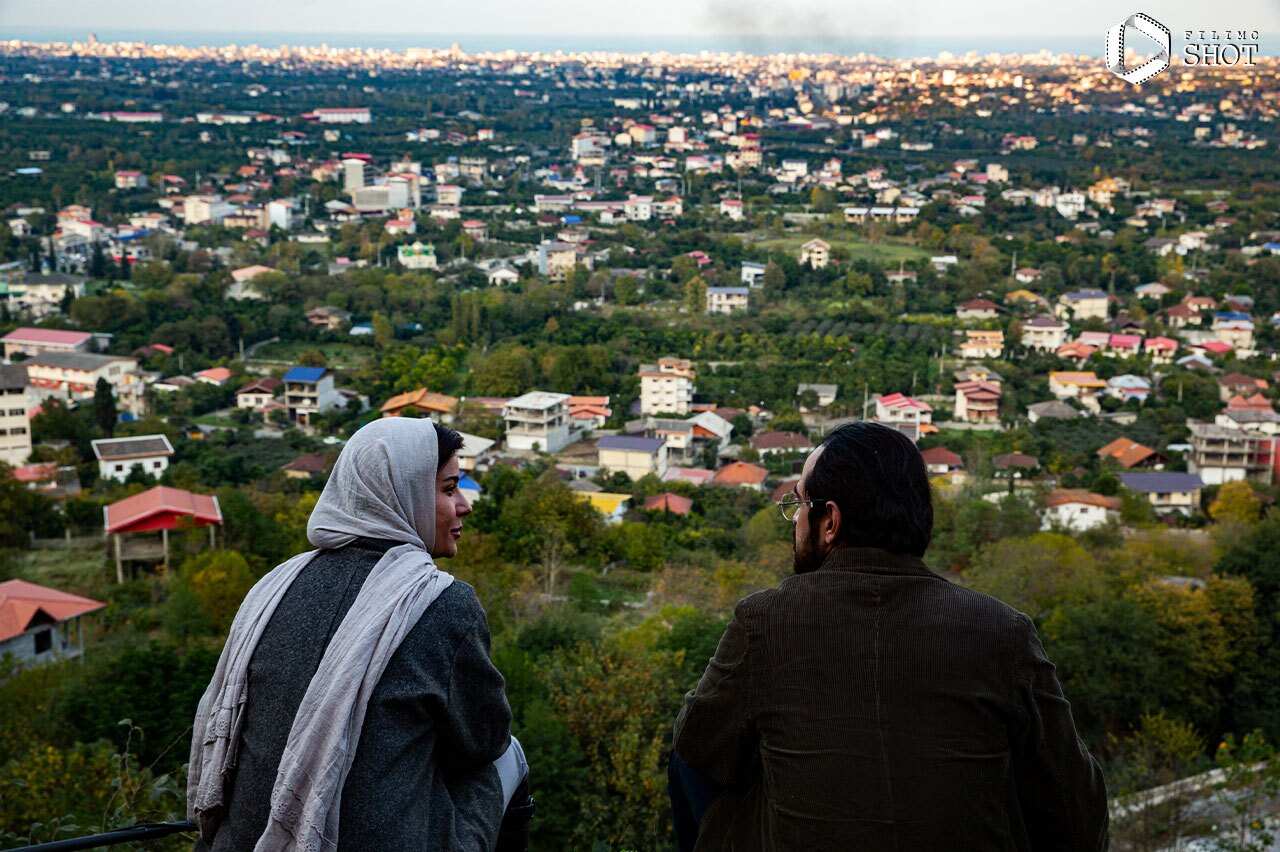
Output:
[953, 380, 1002, 423]
[398, 241, 438, 270]
[1027, 400, 1082, 423]
[750, 431, 814, 458]
[799, 238, 830, 269]
[955, 299, 1001, 321]
[959, 330, 1004, 359]
[282, 452, 331, 481]
[227, 265, 277, 301]
[283, 366, 343, 428]
[710, 461, 769, 491]
[537, 241, 582, 283]
[0, 580, 103, 667]
[1097, 437, 1164, 469]
[2, 327, 95, 359]
[706, 287, 750, 314]
[567, 396, 613, 431]
[1118, 471, 1204, 516]
[1042, 490, 1122, 531]
[1020, 316, 1069, 351]
[0, 365, 32, 466]
[3, 273, 88, 318]
[379, 388, 459, 421]
[305, 306, 352, 331]
[1145, 337, 1179, 364]
[919, 446, 965, 477]
[454, 431, 497, 473]
[796, 383, 839, 410]
[597, 436, 669, 480]
[503, 391, 573, 453]
[875, 393, 934, 431]
[235, 377, 281, 410]
[1056, 290, 1110, 321]
[640, 358, 696, 415]
[92, 434, 174, 483]
[1048, 372, 1108, 409]
[1185, 422, 1277, 485]
[24, 351, 145, 416]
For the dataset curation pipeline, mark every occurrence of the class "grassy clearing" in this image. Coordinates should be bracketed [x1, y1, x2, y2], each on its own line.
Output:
[9, 542, 115, 597]
[248, 341, 377, 371]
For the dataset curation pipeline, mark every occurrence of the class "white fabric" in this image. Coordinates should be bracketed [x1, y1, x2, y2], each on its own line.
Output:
[188, 418, 455, 852]
[494, 735, 529, 808]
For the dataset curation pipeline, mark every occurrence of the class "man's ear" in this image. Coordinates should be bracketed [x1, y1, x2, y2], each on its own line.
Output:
[823, 500, 842, 546]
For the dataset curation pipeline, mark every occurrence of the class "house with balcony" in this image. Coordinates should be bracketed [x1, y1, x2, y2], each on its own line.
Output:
[875, 393, 934, 431]
[959, 330, 1004, 359]
[799, 238, 830, 269]
[955, 299, 1002, 321]
[1020, 316, 1068, 352]
[953, 380, 1002, 423]
[639, 358, 696, 415]
[1186, 422, 1277, 485]
[24, 351, 145, 417]
[0, 365, 32, 466]
[1049, 372, 1107, 411]
[503, 391, 573, 453]
[283, 366, 343, 428]
[706, 287, 749, 314]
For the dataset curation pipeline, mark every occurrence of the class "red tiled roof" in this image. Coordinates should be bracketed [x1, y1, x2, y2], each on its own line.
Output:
[920, 446, 963, 469]
[750, 431, 813, 451]
[643, 492, 694, 515]
[1046, 489, 1121, 511]
[11, 462, 57, 483]
[103, 486, 222, 534]
[0, 579, 104, 643]
[711, 462, 769, 486]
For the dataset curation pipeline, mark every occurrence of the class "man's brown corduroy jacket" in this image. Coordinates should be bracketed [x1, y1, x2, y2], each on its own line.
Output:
[673, 547, 1109, 851]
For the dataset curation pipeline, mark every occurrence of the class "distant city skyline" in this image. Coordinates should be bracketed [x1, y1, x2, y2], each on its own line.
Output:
[1, 0, 1276, 42]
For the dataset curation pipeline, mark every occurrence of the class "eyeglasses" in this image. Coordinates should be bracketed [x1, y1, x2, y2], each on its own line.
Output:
[777, 491, 820, 522]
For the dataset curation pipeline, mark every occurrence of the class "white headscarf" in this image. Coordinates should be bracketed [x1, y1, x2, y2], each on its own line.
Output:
[188, 418, 455, 852]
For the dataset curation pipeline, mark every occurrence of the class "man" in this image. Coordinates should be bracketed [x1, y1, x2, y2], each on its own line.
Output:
[670, 421, 1109, 851]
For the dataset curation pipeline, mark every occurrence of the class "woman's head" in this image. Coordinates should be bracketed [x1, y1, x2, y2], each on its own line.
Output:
[431, 424, 471, 559]
[307, 418, 471, 558]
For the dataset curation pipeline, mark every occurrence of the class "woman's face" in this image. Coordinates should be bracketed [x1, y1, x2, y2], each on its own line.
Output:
[431, 455, 472, 559]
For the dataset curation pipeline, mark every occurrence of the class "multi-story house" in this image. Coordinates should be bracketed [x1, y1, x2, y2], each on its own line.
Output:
[3, 327, 94, 359]
[1186, 422, 1277, 485]
[0, 365, 31, 466]
[503, 391, 573, 453]
[640, 358, 696, 415]
[875, 393, 933, 430]
[537, 241, 581, 283]
[282, 366, 343, 428]
[24, 352, 145, 416]
[954, 380, 1002, 423]
[1020, 316, 1069, 351]
[1056, 290, 1110, 321]
[960, 330, 1004, 359]
[706, 287, 749, 314]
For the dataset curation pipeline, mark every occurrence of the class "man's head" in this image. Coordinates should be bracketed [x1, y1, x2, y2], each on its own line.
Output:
[791, 421, 933, 572]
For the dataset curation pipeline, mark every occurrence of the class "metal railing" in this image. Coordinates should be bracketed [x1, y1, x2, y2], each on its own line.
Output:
[13, 822, 195, 851]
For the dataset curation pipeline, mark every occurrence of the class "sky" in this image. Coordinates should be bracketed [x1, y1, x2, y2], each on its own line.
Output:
[0, 0, 1275, 45]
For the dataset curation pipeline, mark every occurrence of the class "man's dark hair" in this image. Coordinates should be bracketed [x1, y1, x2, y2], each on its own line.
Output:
[803, 421, 933, 557]
[435, 422, 465, 469]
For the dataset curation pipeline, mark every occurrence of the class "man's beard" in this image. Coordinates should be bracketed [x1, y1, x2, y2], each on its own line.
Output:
[792, 520, 825, 574]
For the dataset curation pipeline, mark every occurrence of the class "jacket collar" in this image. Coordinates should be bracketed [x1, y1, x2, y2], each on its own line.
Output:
[814, 546, 939, 578]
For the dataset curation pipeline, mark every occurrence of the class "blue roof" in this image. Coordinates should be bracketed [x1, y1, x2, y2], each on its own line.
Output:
[561, 215, 582, 224]
[1215, 312, 1252, 321]
[597, 435, 665, 453]
[116, 230, 153, 242]
[459, 474, 482, 492]
[1263, 242, 1280, 250]
[1117, 472, 1204, 493]
[284, 366, 327, 383]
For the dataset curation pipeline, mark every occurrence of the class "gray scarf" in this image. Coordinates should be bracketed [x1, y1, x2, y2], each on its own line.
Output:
[188, 418, 455, 852]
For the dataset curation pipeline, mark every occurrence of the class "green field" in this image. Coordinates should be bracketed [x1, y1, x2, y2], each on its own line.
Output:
[750, 235, 932, 266]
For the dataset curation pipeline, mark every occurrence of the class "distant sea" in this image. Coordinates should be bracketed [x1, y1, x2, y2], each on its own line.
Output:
[1, 26, 1106, 59]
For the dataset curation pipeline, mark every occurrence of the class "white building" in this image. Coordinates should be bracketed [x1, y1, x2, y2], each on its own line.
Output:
[706, 287, 749, 314]
[639, 358, 696, 415]
[315, 107, 372, 124]
[397, 241, 438, 270]
[92, 434, 174, 483]
[0, 365, 32, 466]
[282, 366, 343, 429]
[1042, 490, 1121, 531]
[503, 391, 573, 453]
[183, 195, 235, 226]
[24, 352, 145, 417]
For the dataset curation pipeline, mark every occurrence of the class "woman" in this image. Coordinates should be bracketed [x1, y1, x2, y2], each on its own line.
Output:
[188, 417, 528, 851]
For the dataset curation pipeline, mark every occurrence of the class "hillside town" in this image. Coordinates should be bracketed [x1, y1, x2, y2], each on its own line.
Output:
[2, 31, 1280, 851]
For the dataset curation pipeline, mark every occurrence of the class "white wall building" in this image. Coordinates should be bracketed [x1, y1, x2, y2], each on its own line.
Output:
[0, 365, 32, 466]
[92, 434, 175, 483]
[639, 358, 696, 415]
[503, 391, 573, 453]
